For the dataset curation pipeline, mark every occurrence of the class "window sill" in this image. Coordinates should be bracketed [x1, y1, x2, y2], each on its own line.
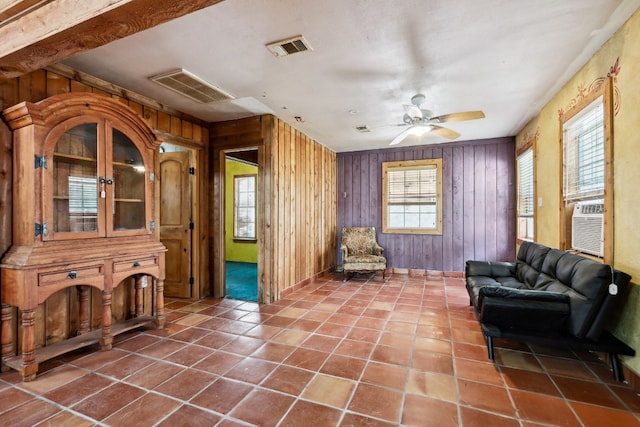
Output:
[233, 238, 257, 243]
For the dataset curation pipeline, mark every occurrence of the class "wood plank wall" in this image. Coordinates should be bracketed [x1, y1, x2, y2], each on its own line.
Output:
[0, 68, 208, 351]
[210, 116, 337, 302]
[337, 137, 516, 272]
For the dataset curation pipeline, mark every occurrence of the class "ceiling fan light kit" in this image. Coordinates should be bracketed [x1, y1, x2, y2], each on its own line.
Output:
[389, 93, 485, 146]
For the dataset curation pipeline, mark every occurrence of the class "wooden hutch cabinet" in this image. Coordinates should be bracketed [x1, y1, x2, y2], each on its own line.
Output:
[0, 92, 166, 381]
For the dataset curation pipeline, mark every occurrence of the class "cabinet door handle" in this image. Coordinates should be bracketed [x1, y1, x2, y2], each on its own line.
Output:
[68, 271, 77, 279]
[133, 261, 140, 268]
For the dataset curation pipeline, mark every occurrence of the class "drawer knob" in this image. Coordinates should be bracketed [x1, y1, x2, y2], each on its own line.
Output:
[68, 271, 77, 279]
[133, 261, 141, 268]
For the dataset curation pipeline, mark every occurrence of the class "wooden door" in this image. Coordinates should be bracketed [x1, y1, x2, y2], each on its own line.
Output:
[159, 151, 191, 298]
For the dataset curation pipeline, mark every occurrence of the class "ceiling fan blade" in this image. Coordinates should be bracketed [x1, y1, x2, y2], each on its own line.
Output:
[389, 128, 411, 145]
[432, 110, 485, 123]
[430, 125, 460, 140]
[403, 104, 423, 119]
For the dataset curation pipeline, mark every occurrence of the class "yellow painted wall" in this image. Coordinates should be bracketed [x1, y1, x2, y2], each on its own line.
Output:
[225, 159, 258, 263]
[517, 8, 640, 374]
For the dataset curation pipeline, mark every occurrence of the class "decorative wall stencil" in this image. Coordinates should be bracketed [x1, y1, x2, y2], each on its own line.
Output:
[522, 128, 539, 148]
[558, 57, 621, 119]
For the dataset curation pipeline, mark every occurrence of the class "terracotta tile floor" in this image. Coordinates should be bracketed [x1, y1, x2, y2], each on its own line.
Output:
[1, 273, 640, 426]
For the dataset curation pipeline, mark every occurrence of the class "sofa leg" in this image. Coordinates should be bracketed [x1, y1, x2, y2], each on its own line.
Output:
[610, 353, 624, 382]
[486, 335, 495, 360]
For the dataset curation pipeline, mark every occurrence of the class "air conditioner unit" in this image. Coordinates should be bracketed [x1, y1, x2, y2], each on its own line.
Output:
[571, 199, 604, 257]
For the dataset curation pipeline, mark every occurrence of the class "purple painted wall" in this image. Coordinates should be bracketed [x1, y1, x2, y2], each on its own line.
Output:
[337, 137, 516, 272]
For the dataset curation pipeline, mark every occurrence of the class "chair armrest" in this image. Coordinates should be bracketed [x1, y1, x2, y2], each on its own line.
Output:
[372, 244, 384, 256]
[341, 244, 348, 259]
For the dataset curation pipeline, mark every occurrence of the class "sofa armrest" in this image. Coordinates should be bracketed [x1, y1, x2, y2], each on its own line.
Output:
[466, 261, 516, 278]
[478, 286, 570, 304]
[479, 286, 571, 333]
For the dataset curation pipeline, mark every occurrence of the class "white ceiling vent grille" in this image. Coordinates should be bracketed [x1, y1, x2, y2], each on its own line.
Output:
[266, 35, 313, 58]
[149, 69, 234, 103]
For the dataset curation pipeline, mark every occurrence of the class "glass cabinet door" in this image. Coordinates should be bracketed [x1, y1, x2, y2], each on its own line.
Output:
[111, 128, 146, 231]
[52, 123, 99, 234]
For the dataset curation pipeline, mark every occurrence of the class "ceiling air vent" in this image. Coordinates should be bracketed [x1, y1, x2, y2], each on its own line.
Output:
[266, 35, 313, 58]
[355, 125, 371, 133]
[149, 69, 234, 103]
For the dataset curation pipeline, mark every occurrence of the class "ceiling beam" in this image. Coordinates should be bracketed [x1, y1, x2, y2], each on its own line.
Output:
[0, 0, 225, 79]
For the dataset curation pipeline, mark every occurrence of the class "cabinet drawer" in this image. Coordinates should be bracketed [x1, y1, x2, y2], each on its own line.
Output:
[39, 264, 104, 286]
[113, 256, 159, 273]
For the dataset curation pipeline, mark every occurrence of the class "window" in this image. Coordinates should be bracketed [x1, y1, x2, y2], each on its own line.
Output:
[559, 77, 613, 261]
[382, 159, 442, 234]
[563, 96, 605, 202]
[233, 174, 256, 240]
[517, 148, 534, 241]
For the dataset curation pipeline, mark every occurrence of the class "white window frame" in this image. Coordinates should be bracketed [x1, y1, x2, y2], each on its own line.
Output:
[233, 174, 257, 240]
[382, 158, 443, 235]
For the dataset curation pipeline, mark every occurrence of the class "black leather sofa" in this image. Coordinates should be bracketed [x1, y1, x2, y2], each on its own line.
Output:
[465, 241, 634, 381]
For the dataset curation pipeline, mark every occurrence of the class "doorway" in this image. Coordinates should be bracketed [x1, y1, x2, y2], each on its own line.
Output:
[159, 143, 194, 298]
[224, 150, 259, 302]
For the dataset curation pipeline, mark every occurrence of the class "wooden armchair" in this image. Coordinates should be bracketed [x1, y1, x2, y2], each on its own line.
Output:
[341, 227, 387, 281]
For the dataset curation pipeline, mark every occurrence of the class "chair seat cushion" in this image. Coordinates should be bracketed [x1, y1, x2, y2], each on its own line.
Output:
[344, 255, 386, 264]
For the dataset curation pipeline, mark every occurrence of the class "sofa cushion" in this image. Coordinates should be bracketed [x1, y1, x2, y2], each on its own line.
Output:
[540, 249, 566, 279]
[514, 241, 550, 287]
[555, 256, 610, 338]
[515, 262, 540, 288]
[466, 261, 515, 278]
[529, 250, 611, 338]
[517, 241, 551, 271]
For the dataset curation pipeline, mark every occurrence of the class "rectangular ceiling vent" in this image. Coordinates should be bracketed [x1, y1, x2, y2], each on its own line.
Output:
[266, 35, 312, 58]
[355, 125, 371, 133]
[149, 69, 234, 104]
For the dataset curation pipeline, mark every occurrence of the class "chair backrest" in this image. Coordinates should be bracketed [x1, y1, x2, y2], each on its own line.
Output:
[342, 227, 377, 255]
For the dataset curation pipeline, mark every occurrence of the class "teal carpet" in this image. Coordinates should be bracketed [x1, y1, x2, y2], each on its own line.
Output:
[225, 261, 258, 302]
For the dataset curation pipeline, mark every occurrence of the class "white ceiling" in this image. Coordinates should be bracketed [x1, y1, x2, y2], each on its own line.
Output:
[62, 0, 640, 153]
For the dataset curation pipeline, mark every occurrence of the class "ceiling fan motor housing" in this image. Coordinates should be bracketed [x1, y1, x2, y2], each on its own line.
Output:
[411, 93, 426, 106]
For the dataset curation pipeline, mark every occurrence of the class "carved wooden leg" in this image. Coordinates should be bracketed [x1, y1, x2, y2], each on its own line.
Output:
[154, 278, 165, 329]
[20, 308, 38, 381]
[99, 290, 113, 350]
[1, 304, 14, 372]
[134, 275, 144, 317]
[77, 286, 90, 335]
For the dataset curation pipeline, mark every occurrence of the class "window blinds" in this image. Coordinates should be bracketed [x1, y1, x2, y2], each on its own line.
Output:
[68, 176, 98, 214]
[563, 96, 605, 202]
[517, 149, 534, 217]
[387, 167, 437, 205]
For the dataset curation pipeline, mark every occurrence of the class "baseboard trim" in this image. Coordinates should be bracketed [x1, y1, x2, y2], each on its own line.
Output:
[279, 268, 333, 299]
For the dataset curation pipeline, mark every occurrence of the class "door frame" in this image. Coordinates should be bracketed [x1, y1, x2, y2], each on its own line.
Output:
[157, 137, 204, 300]
[223, 151, 259, 301]
[213, 145, 264, 302]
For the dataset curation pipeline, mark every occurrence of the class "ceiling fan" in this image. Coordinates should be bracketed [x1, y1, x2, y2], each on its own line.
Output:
[389, 94, 485, 146]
